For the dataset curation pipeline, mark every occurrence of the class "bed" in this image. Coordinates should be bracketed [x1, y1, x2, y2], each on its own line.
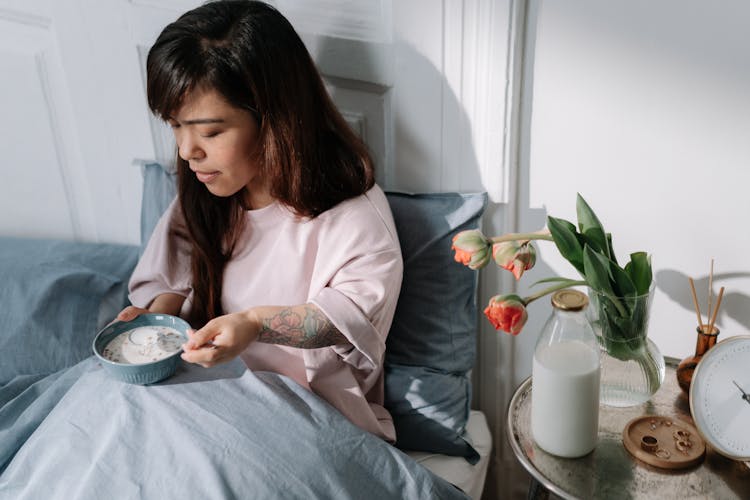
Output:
[0, 163, 491, 499]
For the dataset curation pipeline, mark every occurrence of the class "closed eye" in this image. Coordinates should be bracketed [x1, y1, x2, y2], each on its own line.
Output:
[201, 131, 221, 138]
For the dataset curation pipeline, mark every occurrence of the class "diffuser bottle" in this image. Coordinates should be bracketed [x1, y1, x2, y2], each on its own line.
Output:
[676, 325, 719, 394]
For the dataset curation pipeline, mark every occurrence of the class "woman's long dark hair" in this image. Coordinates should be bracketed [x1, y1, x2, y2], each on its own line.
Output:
[146, 0, 375, 326]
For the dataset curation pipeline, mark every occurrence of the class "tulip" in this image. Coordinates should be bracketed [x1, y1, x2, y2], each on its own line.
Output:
[484, 294, 528, 335]
[492, 241, 536, 280]
[451, 230, 491, 270]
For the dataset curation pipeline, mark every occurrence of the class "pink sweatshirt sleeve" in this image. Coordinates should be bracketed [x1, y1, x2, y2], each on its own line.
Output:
[309, 187, 403, 374]
[128, 198, 193, 308]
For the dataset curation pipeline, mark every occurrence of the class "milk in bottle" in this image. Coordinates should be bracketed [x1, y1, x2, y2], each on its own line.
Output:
[531, 289, 601, 457]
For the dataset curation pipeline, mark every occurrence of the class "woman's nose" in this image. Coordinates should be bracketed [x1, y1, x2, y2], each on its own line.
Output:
[177, 134, 206, 161]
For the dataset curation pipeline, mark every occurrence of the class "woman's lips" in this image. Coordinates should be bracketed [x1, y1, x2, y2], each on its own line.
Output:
[195, 171, 220, 183]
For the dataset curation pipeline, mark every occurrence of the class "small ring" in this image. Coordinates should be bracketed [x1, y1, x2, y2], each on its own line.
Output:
[641, 435, 658, 452]
[655, 448, 671, 459]
[663, 419, 673, 427]
[674, 430, 690, 440]
[676, 439, 692, 453]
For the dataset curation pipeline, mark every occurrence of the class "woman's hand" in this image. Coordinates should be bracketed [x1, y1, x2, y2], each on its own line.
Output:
[116, 294, 187, 322]
[181, 311, 260, 368]
[116, 306, 150, 322]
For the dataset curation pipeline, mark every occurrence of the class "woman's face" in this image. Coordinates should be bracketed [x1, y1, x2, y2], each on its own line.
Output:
[168, 87, 266, 206]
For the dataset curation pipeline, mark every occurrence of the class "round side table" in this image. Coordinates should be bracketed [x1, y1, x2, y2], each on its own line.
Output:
[507, 358, 750, 499]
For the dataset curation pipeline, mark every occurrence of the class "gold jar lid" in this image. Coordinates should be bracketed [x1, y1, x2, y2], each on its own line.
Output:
[551, 289, 589, 311]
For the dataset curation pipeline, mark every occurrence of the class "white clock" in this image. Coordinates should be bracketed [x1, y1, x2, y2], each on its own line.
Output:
[690, 335, 750, 461]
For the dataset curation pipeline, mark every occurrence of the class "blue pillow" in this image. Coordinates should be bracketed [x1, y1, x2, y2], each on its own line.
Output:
[140, 162, 177, 248]
[0, 238, 139, 384]
[137, 162, 488, 461]
[383, 191, 487, 463]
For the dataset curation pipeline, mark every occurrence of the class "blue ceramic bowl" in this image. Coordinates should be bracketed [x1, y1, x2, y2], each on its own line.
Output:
[93, 313, 190, 385]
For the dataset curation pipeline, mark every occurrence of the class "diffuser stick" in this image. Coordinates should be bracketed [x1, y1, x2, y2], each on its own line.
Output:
[706, 259, 714, 328]
[688, 278, 704, 331]
[707, 286, 725, 334]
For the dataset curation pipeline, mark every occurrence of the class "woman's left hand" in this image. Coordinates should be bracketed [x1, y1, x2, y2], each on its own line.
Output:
[181, 311, 259, 368]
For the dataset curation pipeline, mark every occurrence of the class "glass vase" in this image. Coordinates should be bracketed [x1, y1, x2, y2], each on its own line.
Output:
[676, 326, 719, 394]
[586, 285, 666, 407]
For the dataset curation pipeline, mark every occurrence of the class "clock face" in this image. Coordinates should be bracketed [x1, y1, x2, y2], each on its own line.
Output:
[690, 335, 750, 461]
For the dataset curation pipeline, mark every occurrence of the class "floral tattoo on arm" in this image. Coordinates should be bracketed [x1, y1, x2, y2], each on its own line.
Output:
[257, 305, 347, 348]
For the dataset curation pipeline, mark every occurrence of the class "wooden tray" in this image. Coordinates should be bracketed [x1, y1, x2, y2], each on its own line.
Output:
[622, 415, 705, 469]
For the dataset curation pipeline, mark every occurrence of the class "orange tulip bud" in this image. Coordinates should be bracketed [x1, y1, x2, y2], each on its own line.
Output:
[492, 241, 536, 280]
[452, 230, 491, 270]
[484, 294, 528, 335]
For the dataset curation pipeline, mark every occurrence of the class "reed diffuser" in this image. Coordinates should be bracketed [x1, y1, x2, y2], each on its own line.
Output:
[676, 260, 725, 394]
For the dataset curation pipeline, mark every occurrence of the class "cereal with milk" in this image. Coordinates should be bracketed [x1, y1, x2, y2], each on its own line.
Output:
[102, 326, 183, 364]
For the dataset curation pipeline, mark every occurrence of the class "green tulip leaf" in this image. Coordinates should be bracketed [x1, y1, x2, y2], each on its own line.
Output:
[576, 193, 605, 232]
[547, 216, 585, 275]
[624, 252, 652, 295]
[576, 232, 608, 255]
[576, 194, 609, 258]
[583, 244, 614, 295]
[613, 316, 636, 343]
[606, 233, 618, 265]
[554, 217, 577, 234]
[531, 276, 583, 287]
[581, 228, 607, 254]
[609, 260, 637, 299]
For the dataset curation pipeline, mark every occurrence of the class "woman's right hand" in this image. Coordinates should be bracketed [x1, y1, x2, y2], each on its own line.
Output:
[116, 306, 150, 322]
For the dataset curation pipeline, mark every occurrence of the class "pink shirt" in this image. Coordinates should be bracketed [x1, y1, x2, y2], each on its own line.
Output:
[129, 185, 403, 441]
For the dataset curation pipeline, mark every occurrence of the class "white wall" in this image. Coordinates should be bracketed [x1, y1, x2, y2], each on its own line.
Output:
[474, 2, 750, 497]
[510, 0, 750, 395]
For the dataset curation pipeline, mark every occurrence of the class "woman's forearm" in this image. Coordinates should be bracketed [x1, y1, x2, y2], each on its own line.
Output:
[148, 293, 187, 316]
[248, 303, 347, 349]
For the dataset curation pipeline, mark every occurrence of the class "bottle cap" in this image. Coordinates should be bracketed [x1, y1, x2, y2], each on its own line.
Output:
[551, 289, 589, 311]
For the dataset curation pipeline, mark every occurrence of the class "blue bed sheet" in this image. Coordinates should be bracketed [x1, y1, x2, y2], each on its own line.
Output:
[0, 358, 467, 500]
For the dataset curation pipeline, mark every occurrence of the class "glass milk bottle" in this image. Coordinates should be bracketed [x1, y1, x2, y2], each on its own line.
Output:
[531, 289, 601, 457]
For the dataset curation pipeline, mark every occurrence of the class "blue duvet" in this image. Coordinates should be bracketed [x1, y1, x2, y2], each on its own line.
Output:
[0, 358, 466, 500]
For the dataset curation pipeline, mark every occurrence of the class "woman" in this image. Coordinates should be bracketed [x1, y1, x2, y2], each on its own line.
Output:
[119, 0, 403, 442]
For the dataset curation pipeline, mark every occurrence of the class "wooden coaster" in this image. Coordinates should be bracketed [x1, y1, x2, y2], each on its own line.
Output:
[622, 415, 705, 469]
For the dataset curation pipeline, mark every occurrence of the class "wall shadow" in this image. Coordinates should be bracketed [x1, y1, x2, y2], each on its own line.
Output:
[656, 270, 750, 330]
